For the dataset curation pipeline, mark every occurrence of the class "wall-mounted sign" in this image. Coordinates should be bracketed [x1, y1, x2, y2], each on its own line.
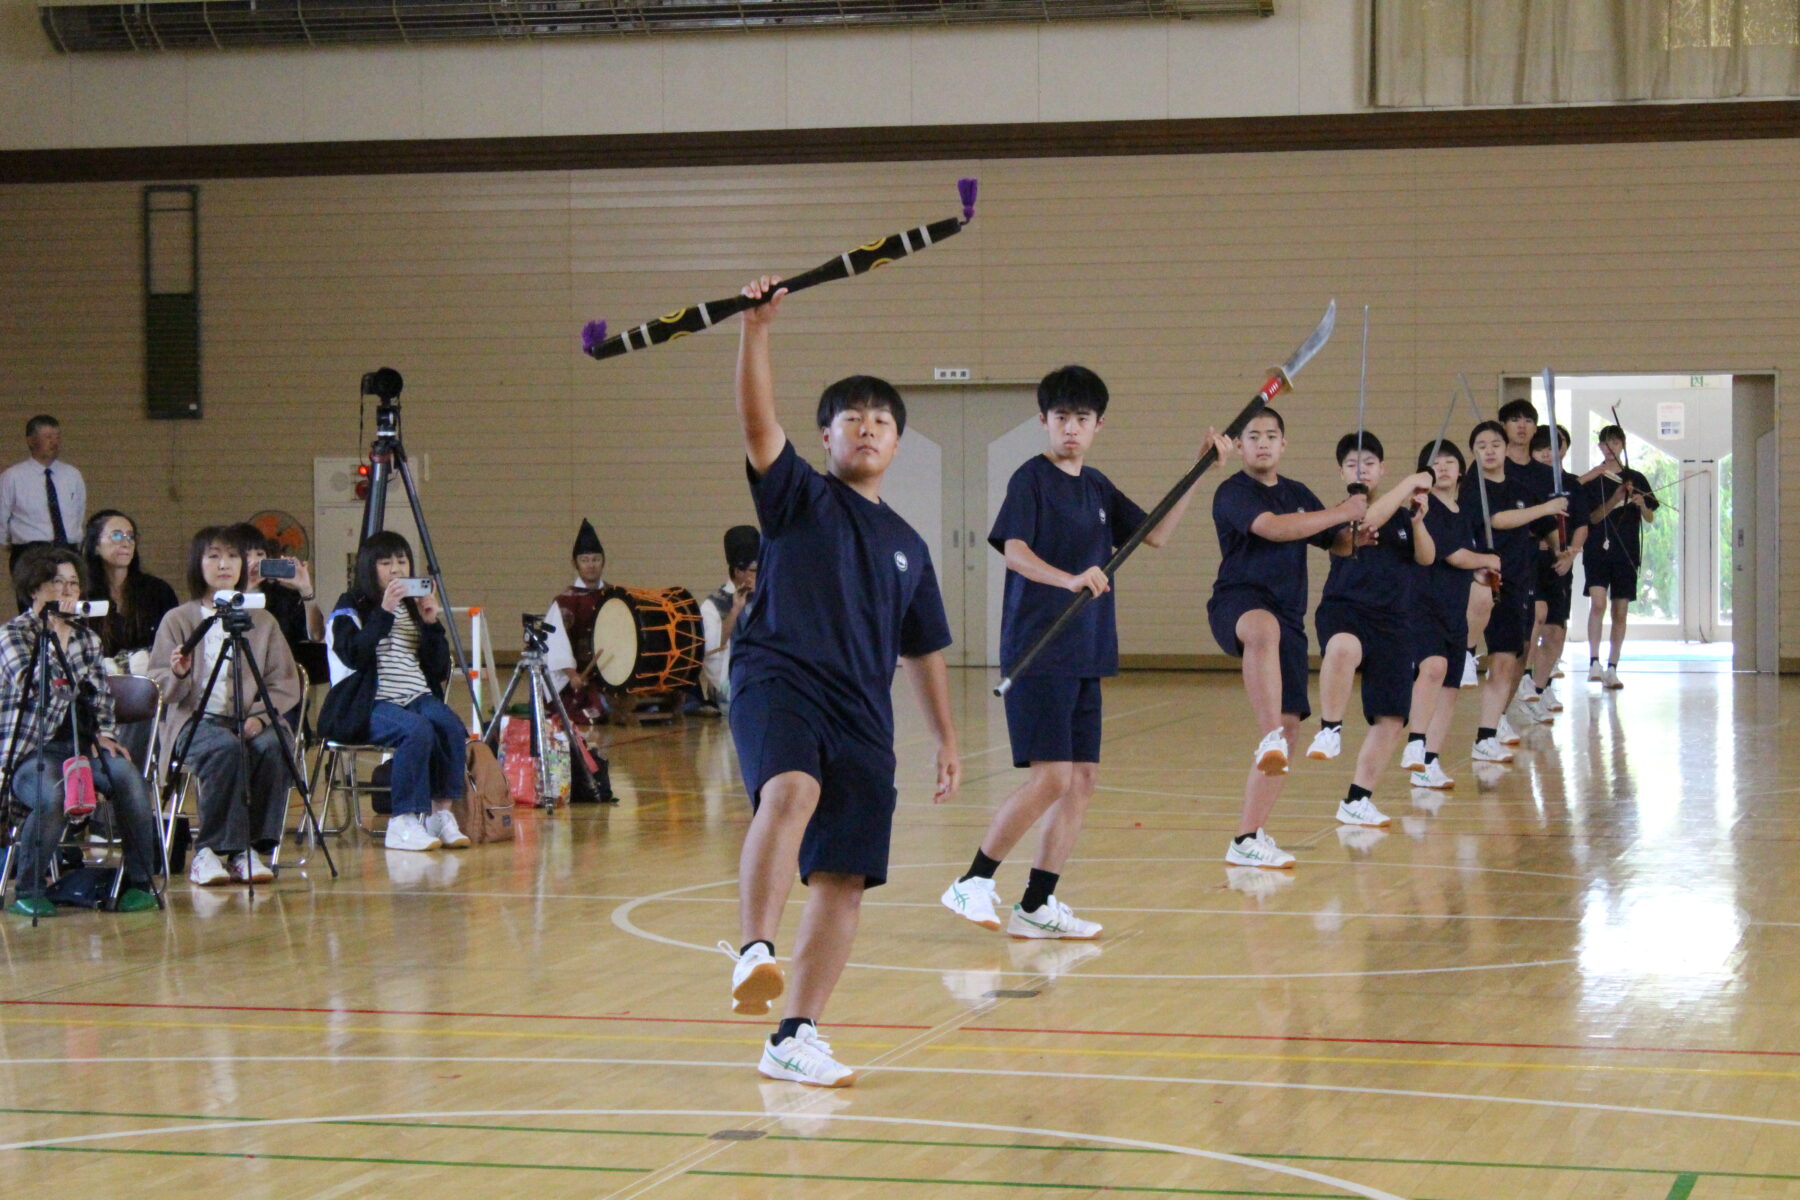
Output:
[1657, 402, 1685, 440]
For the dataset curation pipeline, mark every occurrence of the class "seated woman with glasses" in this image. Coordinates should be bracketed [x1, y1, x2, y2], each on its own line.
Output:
[2, 546, 160, 917]
[148, 527, 302, 888]
[80, 510, 180, 674]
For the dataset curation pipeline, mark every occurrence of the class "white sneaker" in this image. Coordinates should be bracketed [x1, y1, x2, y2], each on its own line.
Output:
[228, 849, 274, 884]
[1497, 715, 1522, 746]
[759, 1023, 854, 1088]
[1399, 740, 1426, 770]
[1588, 660, 1605, 683]
[1471, 737, 1514, 764]
[1551, 666, 1565, 680]
[384, 812, 442, 852]
[1305, 726, 1341, 760]
[720, 940, 784, 1015]
[1225, 828, 1295, 869]
[1519, 693, 1553, 725]
[426, 809, 471, 849]
[1541, 682, 1563, 712]
[1253, 729, 1289, 775]
[941, 875, 1003, 931]
[1336, 797, 1391, 827]
[1603, 666, 1624, 690]
[188, 846, 230, 888]
[1461, 650, 1480, 688]
[1007, 896, 1102, 940]
[1410, 759, 1455, 789]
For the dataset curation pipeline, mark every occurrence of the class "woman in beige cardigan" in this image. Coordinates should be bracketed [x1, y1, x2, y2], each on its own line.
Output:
[149, 527, 301, 888]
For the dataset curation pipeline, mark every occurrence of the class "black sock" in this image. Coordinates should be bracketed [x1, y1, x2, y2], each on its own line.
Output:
[1321, 718, 1343, 732]
[1020, 868, 1060, 913]
[960, 849, 1001, 882]
[1347, 784, 1372, 802]
[740, 939, 773, 959]
[1424, 751, 1439, 764]
[1234, 832, 1257, 845]
[1406, 732, 1426, 745]
[771, 1017, 813, 1045]
[1476, 727, 1496, 742]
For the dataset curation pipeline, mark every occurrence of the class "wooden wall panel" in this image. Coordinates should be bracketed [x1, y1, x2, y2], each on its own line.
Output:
[1, 138, 1795, 659]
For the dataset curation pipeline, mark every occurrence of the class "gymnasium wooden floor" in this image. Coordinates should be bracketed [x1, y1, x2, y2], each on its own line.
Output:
[1, 663, 1794, 1199]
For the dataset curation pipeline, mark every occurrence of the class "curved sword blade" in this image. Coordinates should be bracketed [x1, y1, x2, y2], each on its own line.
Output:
[1278, 300, 1337, 382]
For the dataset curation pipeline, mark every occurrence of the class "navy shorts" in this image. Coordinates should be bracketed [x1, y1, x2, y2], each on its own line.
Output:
[1539, 570, 1573, 626]
[1484, 583, 1533, 656]
[1585, 559, 1638, 602]
[1208, 587, 1310, 720]
[1315, 599, 1412, 725]
[1411, 605, 1467, 690]
[730, 678, 899, 889]
[1003, 675, 1102, 769]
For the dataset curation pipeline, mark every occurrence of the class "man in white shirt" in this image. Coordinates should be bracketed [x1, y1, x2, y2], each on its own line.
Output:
[0, 415, 86, 573]
[699, 525, 759, 711]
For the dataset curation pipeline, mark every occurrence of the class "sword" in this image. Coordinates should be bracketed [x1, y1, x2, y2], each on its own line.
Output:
[1542, 367, 1568, 547]
[1423, 388, 1458, 489]
[1347, 306, 1371, 554]
[994, 300, 1337, 698]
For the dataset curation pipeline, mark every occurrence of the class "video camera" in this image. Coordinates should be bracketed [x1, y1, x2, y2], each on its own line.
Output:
[521, 613, 555, 653]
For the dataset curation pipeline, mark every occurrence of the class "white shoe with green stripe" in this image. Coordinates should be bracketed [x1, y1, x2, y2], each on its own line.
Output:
[1006, 896, 1102, 940]
[941, 875, 1002, 931]
[758, 1024, 855, 1088]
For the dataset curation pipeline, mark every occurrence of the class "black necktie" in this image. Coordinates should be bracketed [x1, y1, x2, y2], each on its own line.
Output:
[44, 467, 67, 545]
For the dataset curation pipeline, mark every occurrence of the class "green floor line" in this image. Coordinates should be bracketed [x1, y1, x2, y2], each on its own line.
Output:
[21, 1145, 1349, 1196]
[1666, 1173, 1700, 1200]
[1246, 1151, 1800, 1184]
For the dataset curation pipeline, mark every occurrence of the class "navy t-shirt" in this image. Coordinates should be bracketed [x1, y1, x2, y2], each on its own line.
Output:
[1463, 471, 1538, 587]
[1321, 503, 1419, 616]
[1210, 471, 1338, 625]
[989, 454, 1147, 678]
[1419, 494, 1480, 621]
[1584, 468, 1657, 566]
[729, 440, 954, 737]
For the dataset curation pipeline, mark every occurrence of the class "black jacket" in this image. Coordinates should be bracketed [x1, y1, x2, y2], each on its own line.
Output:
[318, 592, 450, 742]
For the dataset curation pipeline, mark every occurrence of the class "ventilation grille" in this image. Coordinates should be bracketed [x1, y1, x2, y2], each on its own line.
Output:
[40, 0, 1272, 52]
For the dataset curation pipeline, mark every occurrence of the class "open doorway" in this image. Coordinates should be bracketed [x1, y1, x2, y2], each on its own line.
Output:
[1500, 371, 1777, 672]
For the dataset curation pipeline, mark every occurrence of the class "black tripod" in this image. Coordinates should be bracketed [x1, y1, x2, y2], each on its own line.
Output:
[164, 594, 337, 895]
[1, 606, 159, 925]
[481, 614, 613, 809]
[359, 367, 485, 730]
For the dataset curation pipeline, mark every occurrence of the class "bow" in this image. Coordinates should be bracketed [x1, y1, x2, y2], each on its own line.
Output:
[581, 178, 979, 362]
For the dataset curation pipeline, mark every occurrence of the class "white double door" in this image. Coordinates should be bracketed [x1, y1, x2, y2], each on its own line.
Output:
[881, 387, 1041, 667]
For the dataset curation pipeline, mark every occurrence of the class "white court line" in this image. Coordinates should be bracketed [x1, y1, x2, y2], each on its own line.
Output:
[0, 1106, 1402, 1200]
[609, 872, 1578, 981]
[3, 1060, 1797, 1135]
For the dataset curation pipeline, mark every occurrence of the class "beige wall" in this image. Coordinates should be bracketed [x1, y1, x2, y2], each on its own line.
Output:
[0, 2, 1364, 150]
[2, 136, 1795, 658]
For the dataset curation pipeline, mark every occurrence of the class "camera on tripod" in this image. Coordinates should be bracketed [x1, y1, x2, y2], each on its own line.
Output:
[361, 367, 404, 404]
[213, 589, 265, 631]
[521, 613, 555, 653]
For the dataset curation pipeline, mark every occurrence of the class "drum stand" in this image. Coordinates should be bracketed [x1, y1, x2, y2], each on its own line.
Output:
[481, 615, 613, 808]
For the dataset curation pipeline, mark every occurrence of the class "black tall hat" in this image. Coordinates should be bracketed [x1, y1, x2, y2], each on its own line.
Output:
[573, 519, 604, 559]
[723, 525, 760, 570]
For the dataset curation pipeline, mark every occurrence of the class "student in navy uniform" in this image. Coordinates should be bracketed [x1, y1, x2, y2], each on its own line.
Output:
[721, 275, 961, 1089]
[1208, 408, 1364, 870]
[940, 365, 1222, 940]
[1465, 420, 1567, 765]
[1400, 441, 1501, 789]
[1581, 423, 1658, 689]
[1521, 424, 1589, 721]
[1305, 433, 1435, 829]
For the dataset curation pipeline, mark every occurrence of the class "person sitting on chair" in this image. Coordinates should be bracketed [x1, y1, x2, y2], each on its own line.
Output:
[81, 509, 180, 673]
[149, 527, 303, 888]
[2, 546, 159, 917]
[542, 518, 612, 725]
[699, 525, 759, 712]
[326, 531, 469, 853]
[228, 523, 323, 657]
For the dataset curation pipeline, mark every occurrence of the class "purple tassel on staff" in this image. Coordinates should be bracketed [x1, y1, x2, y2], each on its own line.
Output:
[958, 177, 979, 223]
[581, 320, 608, 357]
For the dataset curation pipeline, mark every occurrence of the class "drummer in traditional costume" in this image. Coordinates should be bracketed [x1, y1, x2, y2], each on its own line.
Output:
[543, 518, 612, 725]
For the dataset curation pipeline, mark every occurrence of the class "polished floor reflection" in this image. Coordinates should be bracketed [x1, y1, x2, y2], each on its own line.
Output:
[1, 664, 1795, 1199]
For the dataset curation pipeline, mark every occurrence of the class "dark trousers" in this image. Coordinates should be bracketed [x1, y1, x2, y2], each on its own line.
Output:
[181, 717, 291, 856]
[9, 743, 159, 898]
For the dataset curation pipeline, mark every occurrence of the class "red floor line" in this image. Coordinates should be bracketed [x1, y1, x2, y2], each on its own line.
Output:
[5, 999, 1797, 1059]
